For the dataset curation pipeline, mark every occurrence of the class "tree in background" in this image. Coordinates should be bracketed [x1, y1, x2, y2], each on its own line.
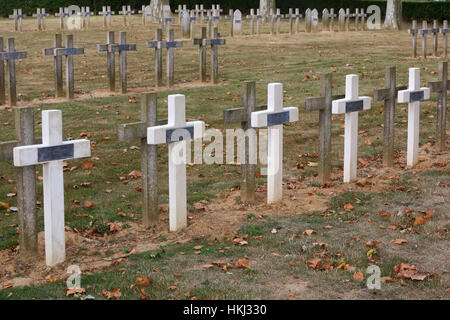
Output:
[259, 0, 275, 17]
[384, 0, 402, 30]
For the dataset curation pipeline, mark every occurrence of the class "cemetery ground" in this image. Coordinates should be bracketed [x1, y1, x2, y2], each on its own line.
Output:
[0, 16, 449, 299]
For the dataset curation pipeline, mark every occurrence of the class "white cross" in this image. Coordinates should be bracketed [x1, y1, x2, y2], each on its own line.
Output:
[398, 68, 430, 167]
[332, 75, 371, 183]
[251, 83, 299, 204]
[147, 95, 204, 232]
[13, 110, 91, 266]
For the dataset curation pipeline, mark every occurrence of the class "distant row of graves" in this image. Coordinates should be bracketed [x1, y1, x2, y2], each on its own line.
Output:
[9, 5, 374, 34]
[1, 61, 448, 266]
[0, 28, 225, 106]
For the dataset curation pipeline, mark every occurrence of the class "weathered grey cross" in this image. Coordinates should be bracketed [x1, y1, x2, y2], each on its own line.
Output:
[203, 28, 226, 84]
[192, 27, 208, 82]
[440, 20, 449, 57]
[226, 9, 234, 37]
[9, 9, 25, 32]
[43, 34, 65, 98]
[0, 38, 27, 106]
[305, 73, 345, 183]
[119, 5, 135, 26]
[329, 8, 337, 32]
[32, 8, 48, 31]
[0, 106, 40, 257]
[98, 6, 115, 28]
[48, 35, 84, 100]
[223, 81, 265, 203]
[431, 20, 440, 56]
[428, 61, 449, 152]
[373, 66, 407, 167]
[408, 20, 419, 58]
[118, 93, 168, 227]
[418, 21, 432, 58]
[55, 7, 70, 30]
[98, 31, 137, 93]
[147, 29, 183, 88]
[246, 9, 257, 35]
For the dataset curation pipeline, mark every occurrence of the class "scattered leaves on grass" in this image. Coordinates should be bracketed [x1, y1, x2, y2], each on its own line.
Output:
[235, 258, 250, 269]
[66, 287, 86, 296]
[81, 160, 94, 170]
[136, 277, 151, 287]
[391, 239, 408, 245]
[102, 288, 121, 299]
[394, 263, 427, 281]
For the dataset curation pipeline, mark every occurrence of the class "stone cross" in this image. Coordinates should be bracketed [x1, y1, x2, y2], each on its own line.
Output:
[223, 81, 266, 203]
[295, 9, 302, 33]
[408, 20, 419, 58]
[338, 8, 345, 32]
[0, 38, 27, 106]
[98, 31, 136, 93]
[119, 5, 135, 26]
[354, 8, 360, 31]
[204, 28, 226, 84]
[192, 27, 208, 82]
[234, 10, 242, 36]
[332, 75, 371, 183]
[99, 6, 114, 28]
[147, 29, 183, 88]
[287, 8, 294, 34]
[329, 8, 337, 32]
[275, 9, 282, 35]
[147, 94, 205, 232]
[33, 8, 48, 31]
[305, 8, 312, 33]
[373, 67, 407, 167]
[322, 8, 330, 31]
[190, 10, 197, 39]
[419, 21, 432, 59]
[9, 9, 25, 32]
[118, 93, 168, 227]
[251, 83, 299, 203]
[55, 7, 69, 30]
[428, 61, 449, 152]
[212, 8, 222, 30]
[139, 5, 153, 25]
[311, 9, 319, 33]
[360, 9, 367, 31]
[397, 68, 430, 167]
[305, 73, 345, 183]
[164, 15, 175, 39]
[175, 5, 182, 24]
[257, 9, 263, 35]
[247, 9, 257, 35]
[0, 106, 39, 257]
[14, 110, 91, 266]
[431, 20, 440, 56]
[440, 20, 449, 57]
[345, 8, 352, 31]
[43, 34, 65, 98]
[199, 5, 205, 22]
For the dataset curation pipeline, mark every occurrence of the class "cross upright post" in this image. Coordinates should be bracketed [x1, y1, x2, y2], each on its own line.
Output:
[147, 94, 205, 232]
[251, 83, 299, 203]
[373, 66, 407, 167]
[204, 27, 226, 84]
[55, 7, 69, 30]
[295, 9, 302, 33]
[223, 81, 265, 203]
[428, 61, 449, 152]
[43, 34, 64, 98]
[147, 29, 164, 87]
[0, 37, 5, 105]
[14, 110, 91, 266]
[0, 106, 39, 257]
[9, 9, 25, 32]
[247, 9, 256, 35]
[431, 20, 439, 56]
[332, 75, 372, 183]
[59, 35, 84, 100]
[118, 93, 168, 227]
[360, 9, 367, 31]
[398, 68, 431, 167]
[440, 20, 449, 57]
[32, 8, 42, 31]
[190, 10, 197, 39]
[257, 9, 263, 35]
[227, 9, 234, 37]
[166, 30, 183, 87]
[0, 38, 28, 106]
[193, 27, 208, 82]
[408, 20, 419, 58]
[419, 21, 431, 59]
[329, 8, 337, 32]
[305, 73, 345, 183]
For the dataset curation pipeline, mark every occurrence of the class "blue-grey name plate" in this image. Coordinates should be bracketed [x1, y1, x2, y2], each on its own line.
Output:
[410, 91, 424, 102]
[345, 100, 364, 113]
[268, 111, 290, 126]
[38, 144, 74, 162]
[166, 126, 194, 143]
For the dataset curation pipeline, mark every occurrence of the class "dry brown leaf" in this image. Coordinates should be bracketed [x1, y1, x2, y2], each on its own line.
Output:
[136, 277, 151, 287]
[391, 239, 408, 245]
[353, 271, 364, 281]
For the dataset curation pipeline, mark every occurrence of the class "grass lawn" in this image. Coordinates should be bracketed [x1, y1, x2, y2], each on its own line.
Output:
[0, 16, 448, 299]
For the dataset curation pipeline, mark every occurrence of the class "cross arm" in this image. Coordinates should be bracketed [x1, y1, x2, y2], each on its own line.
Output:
[54, 48, 84, 56]
[160, 41, 183, 49]
[223, 105, 266, 124]
[251, 107, 299, 128]
[398, 88, 430, 103]
[148, 121, 205, 145]
[146, 41, 158, 48]
[14, 139, 91, 167]
[428, 80, 450, 93]
[305, 94, 345, 111]
[373, 85, 407, 101]
[332, 97, 371, 114]
[1, 138, 43, 162]
[0, 51, 27, 60]
[118, 119, 168, 141]
[203, 39, 226, 46]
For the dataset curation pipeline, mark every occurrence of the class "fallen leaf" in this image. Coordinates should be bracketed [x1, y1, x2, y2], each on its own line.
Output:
[102, 288, 121, 299]
[66, 287, 86, 296]
[136, 277, 151, 287]
[81, 160, 94, 170]
[235, 258, 250, 269]
[353, 271, 364, 281]
[344, 203, 355, 211]
[391, 239, 408, 245]
[414, 216, 425, 225]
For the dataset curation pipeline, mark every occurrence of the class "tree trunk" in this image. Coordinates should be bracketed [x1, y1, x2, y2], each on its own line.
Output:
[384, 0, 402, 30]
[260, 0, 276, 16]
